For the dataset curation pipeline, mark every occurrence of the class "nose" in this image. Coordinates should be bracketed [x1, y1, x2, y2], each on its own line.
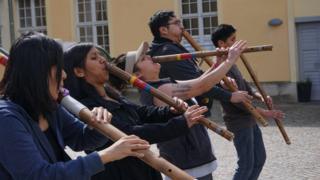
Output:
[99, 55, 107, 64]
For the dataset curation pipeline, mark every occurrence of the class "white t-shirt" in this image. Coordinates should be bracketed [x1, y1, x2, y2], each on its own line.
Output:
[163, 160, 217, 180]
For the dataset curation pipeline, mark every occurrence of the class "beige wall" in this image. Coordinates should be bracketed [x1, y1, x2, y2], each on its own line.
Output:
[1, 0, 11, 50]
[2, 0, 320, 82]
[108, 0, 178, 56]
[46, 0, 76, 41]
[219, 0, 290, 82]
[293, 0, 320, 17]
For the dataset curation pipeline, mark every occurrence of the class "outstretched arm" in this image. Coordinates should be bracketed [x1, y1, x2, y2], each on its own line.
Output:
[159, 40, 248, 101]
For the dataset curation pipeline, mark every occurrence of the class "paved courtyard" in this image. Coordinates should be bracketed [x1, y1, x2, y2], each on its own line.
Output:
[209, 101, 320, 180]
[67, 96, 320, 180]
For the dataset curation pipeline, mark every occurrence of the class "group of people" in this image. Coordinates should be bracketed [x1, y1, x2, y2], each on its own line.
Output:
[0, 10, 284, 180]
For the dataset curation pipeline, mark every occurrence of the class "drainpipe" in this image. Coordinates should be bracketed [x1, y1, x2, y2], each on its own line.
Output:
[8, 0, 15, 44]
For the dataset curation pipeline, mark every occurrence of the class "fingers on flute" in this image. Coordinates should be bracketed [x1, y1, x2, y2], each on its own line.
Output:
[172, 96, 188, 111]
[185, 105, 208, 127]
[232, 40, 247, 53]
[97, 107, 104, 122]
[273, 110, 285, 119]
[90, 107, 98, 123]
[103, 110, 113, 123]
[92, 106, 112, 124]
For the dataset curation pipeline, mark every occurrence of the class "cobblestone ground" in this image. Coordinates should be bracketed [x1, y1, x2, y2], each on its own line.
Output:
[209, 102, 320, 180]
[67, 98, 320, 180]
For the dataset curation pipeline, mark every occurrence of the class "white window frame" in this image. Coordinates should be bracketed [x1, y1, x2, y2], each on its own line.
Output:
[180, 0, 218, 50]
[17, 0, 47, 34]
[76, 0, 109, 51]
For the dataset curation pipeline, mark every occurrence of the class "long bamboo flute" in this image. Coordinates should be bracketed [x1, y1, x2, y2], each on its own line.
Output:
[1, 50, 195, 180]
[182, 30, 268, 127]
[240, 54, 291, 144]
[105, 62, 234, 141]
[59, 89, 196, 180]
[152, 45, 272, 63]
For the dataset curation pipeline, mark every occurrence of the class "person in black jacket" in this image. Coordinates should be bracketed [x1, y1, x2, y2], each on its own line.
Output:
[147, 10, 252, 180]
[110, 40, 249, 180]
[63, 42, 208, 180]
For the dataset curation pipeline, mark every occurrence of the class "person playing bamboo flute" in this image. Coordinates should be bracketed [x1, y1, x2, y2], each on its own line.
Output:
[0, 32, 151, 180]
[63, 42, 208, 180]
[140, 10, 254, 180]
[211, 24, 285, 180]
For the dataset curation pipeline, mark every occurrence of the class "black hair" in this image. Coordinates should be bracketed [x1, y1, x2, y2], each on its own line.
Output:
[0, 32, 64, 121]
[148, 10, 176, 38]
[211, 24, 236, 47]
[108, 53, 132, 91]
[63, 43, 120, 101]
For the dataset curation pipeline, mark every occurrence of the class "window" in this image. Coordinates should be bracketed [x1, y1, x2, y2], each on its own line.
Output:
[18, 0, 47, 34]
[76, 0, 109, 51]
[180, 0, 218, 49]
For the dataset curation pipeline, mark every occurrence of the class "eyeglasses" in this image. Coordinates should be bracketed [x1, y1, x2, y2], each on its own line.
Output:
[166, 20, 182, 26]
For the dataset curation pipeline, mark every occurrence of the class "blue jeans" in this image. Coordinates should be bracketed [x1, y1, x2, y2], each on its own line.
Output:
[232, 124, 266, 180]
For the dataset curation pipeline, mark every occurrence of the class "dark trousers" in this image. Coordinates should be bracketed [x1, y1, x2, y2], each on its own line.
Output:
[232, 124, 266, 180]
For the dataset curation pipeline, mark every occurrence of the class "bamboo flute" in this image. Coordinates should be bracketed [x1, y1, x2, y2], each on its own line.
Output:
[59, 90, 195, 180]
[182, 30, 268, 127]
[1, 49, 195, 180]
[240, 54, 291, 144]
[152, 45, 272, 63]
[105, 62, 234, 141]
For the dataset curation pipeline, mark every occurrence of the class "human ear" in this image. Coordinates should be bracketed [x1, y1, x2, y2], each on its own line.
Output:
[74, 67, 85, 77]
[217, 40, 225, 48]
[159, 26, 168, 36]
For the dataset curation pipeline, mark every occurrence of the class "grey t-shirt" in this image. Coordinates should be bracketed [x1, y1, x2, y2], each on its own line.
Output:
[220, 65, 256, 132]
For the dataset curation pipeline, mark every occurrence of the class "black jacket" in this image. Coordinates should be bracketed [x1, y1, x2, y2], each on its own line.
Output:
[81, 93, 189, 180]
[140, 77, 215, 170]
[149, 37, 232, 112]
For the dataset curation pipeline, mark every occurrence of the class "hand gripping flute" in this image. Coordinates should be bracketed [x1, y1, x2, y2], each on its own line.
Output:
[178, 30, 269, 127]
[239, 54, 290, 144]
[58, 88, 196, 180]
[104, 62, 234, 141]
[0, 49, 195, 180]
[181, 31, 289, 144]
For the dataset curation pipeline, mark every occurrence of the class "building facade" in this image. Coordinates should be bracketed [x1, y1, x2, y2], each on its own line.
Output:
[0, 0, 319, 101]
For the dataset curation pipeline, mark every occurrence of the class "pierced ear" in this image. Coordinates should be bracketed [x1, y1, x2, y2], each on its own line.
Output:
[74, 67, 85, 78]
